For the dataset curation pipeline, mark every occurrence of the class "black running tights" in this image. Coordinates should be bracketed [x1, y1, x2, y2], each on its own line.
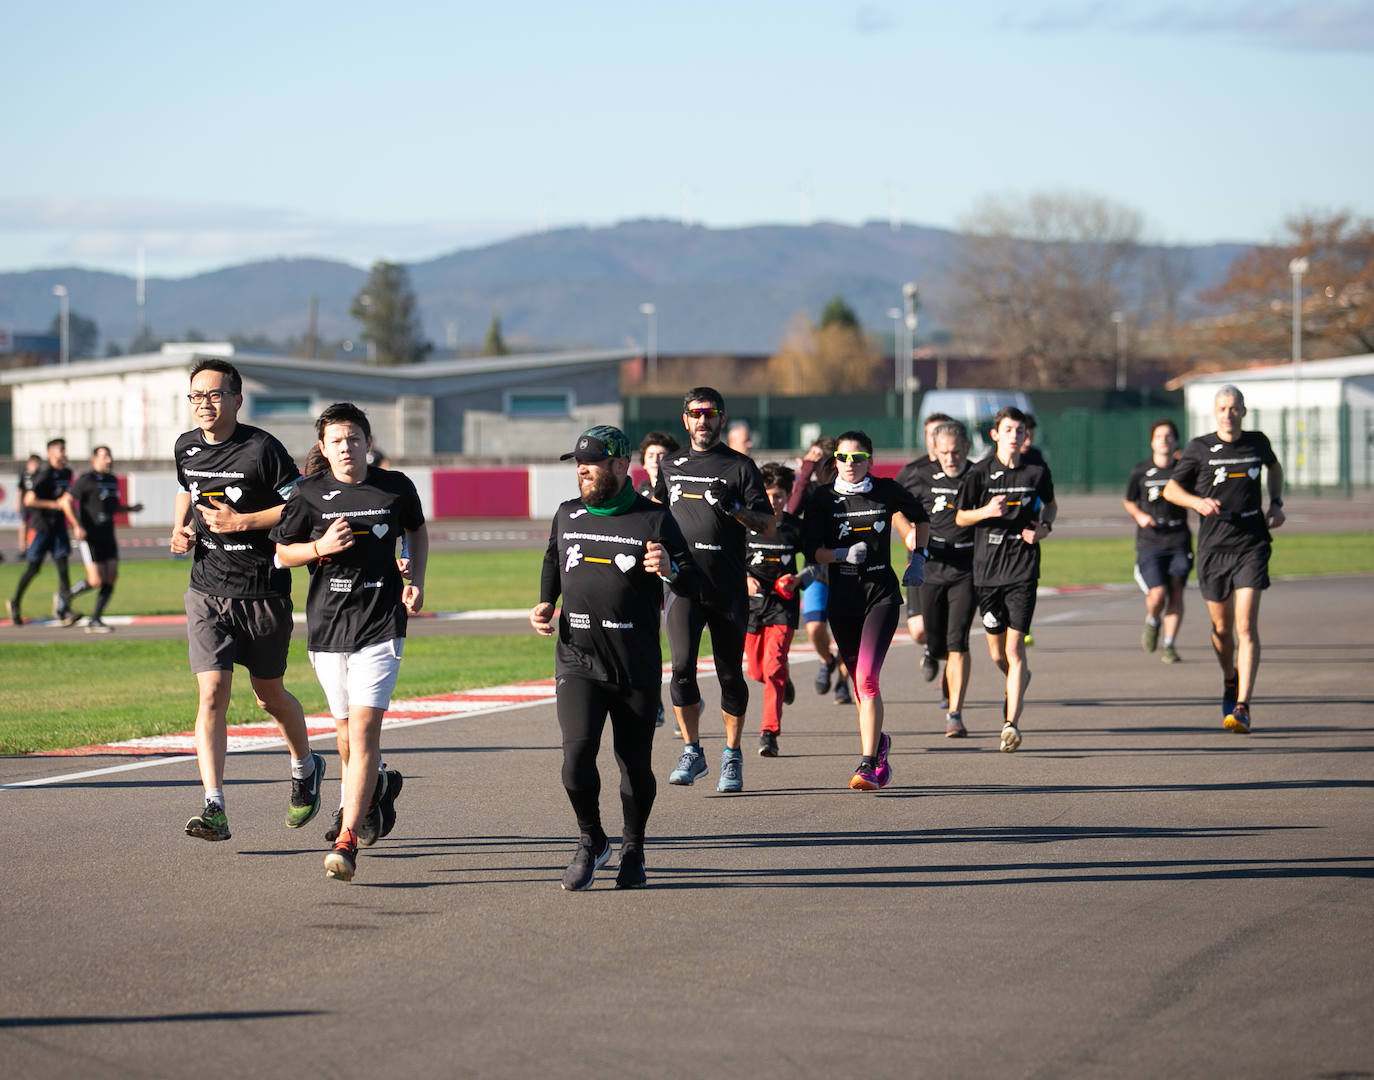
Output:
[557, 677, 657, 849]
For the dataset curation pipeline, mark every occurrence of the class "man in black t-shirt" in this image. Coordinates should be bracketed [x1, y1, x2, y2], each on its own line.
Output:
[895, 412, 955, 672]
[956, 407, 1056, 752]
[532, 425, 697, 890]
[1122, 419, 1192, 664]
[66, 446, 144, 633]
[272, 402, 427, 882]
[8, 438, 78, 627]
[654, 387, 775, 794]
[1164, 385, 1285, 735]
[170, 358, 321, 843]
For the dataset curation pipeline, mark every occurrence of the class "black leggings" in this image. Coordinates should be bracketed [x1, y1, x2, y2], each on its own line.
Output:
[666, 595, 749, 717]
[557, 677, 657, 849]
[829, 601, 901, 703]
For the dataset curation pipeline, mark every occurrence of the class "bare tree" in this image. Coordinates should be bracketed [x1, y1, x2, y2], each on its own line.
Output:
[950, 191, 1143, 386]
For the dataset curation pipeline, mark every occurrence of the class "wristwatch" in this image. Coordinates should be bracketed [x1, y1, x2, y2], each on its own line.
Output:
[1271, 498, 1284, 508]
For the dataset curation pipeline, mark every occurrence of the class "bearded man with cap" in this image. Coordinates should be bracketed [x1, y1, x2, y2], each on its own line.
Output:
[531, 425, 699, 891]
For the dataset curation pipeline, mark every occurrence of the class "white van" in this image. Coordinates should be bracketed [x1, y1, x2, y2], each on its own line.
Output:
[917, 389, 1034, 459]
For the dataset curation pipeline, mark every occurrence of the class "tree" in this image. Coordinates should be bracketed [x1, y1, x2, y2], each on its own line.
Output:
[949, 190, 1143, 386]
[349, 261, 433, 365]
[1202, 211, 1374, 359]
[819, 294, 860, 331]
[48, 311, 99, 358]
[482, 314, 509, 356]
[127, 326, 163, 354]
[763, 298, 884, 394]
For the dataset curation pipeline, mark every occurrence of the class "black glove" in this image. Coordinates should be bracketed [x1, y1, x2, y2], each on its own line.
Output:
[703, 479, 742, 517]
[901, 548, 927, 587]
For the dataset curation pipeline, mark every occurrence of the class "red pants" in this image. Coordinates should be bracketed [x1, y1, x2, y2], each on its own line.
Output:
[744, 624, 795, 734]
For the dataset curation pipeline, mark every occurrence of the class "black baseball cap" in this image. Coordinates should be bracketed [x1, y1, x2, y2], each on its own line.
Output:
[560, 425, 632, 462]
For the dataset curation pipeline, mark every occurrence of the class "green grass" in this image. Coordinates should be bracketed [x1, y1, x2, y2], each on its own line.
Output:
[2, 534, 1368, 754]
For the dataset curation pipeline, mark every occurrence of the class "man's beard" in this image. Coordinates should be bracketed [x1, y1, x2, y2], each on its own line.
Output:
[581, 469, 622, 507]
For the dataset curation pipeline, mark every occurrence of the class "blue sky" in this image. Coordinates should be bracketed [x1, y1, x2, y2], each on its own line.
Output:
[4, 1, 1372, 277]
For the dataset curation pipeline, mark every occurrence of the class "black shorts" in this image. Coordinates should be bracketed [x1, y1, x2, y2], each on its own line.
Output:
[185, 590, 294, 679]
[82, 528, 119, 564]
[1196, 543, 1270, 603]
[1135, 546, 1192, 591]
[919, 575, 976, 657]
[977, 582, 1038, 635]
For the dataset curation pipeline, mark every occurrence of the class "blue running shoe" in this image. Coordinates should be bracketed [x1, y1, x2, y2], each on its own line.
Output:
[717, 748, 743, 793]
[668, 744, 709, 786]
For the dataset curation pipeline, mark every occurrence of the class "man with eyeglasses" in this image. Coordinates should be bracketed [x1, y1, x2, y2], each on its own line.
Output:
[655, 387, 775, 793]
[170, 358, 322, 842]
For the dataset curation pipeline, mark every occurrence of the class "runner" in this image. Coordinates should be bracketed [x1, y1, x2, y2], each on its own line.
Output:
[896, 412, 956, 686]
[272, 402, 426, 881]
[1123, 419, 1192, 664]
[65, 446, 144, 633]
[744, 462, 814, 758]
[8, 438, 78, 627]
[170, 358, 322, 842]
[531, 425, 698, 889]
[13, 453, 41, 562]
[956, 406, 1056, 752]
[906, 421, 978, 736]
[636, 430, 680, 501]
[655, 387, 775, 793]
[1163, 385, 1285, 733]
[801, 430, 929, 790]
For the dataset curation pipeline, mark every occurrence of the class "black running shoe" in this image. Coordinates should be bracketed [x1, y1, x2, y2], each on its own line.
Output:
[834, 678, 853, 706]
[615, 847, 647, 890]
[185, 800, 231, 841]
[357, 771, 385, 847]
[378, 769, 404, 838]
[758, 731, 779, 757]
[324, 806, 344, 843]
[814, 654, 836, 695]
[562, 836, 612, 891]
[5, 599, 22, 626]
[783, 678, 795, 705]
[920, 650, 938, 682]
[325, 828, 359, 882]
[285, 751, 325, 828]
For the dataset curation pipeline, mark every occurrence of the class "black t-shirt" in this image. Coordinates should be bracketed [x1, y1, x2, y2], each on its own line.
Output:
[69, 469, 123, 536]
[958, 454, 1055, 587]
[1124, 458, 1191, 552]
[270, 467, 425, 652]
[746, 512, 803, 629]
[801, 477, 928, 617]
[18, 468, 37, 522]
[28, 464, 73, 532]
[654, 441, 771, 602]
[1171, 430, 1277, 553]
[905, 461, 975, 582]
[539, 492, 697, 688]
[175, 423, 300, 599]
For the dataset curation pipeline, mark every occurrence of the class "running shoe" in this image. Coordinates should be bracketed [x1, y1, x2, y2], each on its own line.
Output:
[185, 800, 231, 841]
[849, 759, 881, 791]
[615, 847, 648, 889]
[945, 712, 967, 738]
[325, 828, 359, 882]
[717, 747, 744, 793]
[920, 650, 938, 682]
[1160, 644, 1180, 665]
[655, 701, 665, 727]
[1223, 703, 1252, 734]
[5, 599, 22, 626]
[324, 806, 344, 843]
[834, 678, 853, 706]
[1000, 722, 1022, 753]
[783, 678, 795, 705]
[357, 771, 385, 846]
[1222, 674, 1239, 719]
[814, 654, 837, 695]
[874, 732, 892, 787]
[84, 617, 113, 634]
[285, 751, 325, 828]
[758, 731, 779, 757]
[1142, 622, 1160, 652]
[1023, 631, 1035, 647]
[378, 768, 404, 838]
[668, 744, 709, 785]
[562, 836, 612, 891]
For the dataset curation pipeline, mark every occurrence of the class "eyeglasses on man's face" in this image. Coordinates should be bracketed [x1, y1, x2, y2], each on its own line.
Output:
[834, 451, 871, 464]
[684, 407, 721, 420]
[187, 390, 233, 404]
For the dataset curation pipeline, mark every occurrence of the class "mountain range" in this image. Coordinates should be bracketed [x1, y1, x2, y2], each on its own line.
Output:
[0, 219, 1253, 355]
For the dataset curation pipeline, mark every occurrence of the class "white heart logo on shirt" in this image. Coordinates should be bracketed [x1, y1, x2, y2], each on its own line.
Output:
[224, 485, 242, 502]
[372, 523, 389, 538]
[614, 553, 637, 572]
[873, 520, 886, 533]
[1247, 467, 1260, 479]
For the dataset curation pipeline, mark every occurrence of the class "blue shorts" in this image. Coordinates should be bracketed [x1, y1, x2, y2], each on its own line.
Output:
[1134, 547, 1193, 591]
[24, 529, 72, 563]
[800, 580, 829, 623]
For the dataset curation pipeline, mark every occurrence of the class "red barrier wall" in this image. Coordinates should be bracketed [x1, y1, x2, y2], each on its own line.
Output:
[431, 468, 530, 518]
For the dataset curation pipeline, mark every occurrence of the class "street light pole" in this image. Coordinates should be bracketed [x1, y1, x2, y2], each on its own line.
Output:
[902, 282, 918, 454]
[1112, 310, 1126, 391]
[1289, 255, 1309, 485]
[639, 302, 657, 383]
[887, 307, 902, 398]
[52, 284, 69, 366]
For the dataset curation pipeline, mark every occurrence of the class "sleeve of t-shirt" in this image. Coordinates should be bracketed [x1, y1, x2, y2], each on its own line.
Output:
[887, 478, 929, 524]
[1171, 443, 1201, 492]
[1256, 432, 1278, 468]
[738, 458, 772, 515]
[539, 515, 561, 606]
[396, 474, 426, 531]
[268, 489, 313, 545]
[957, 465, 984, 511]
[1036, 466, 1055, 507]
[1124, 464, 1144, 504]
[260, 436, 302, 503]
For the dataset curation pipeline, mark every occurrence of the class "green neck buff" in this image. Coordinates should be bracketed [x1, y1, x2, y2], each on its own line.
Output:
[586, 477, 637, 516]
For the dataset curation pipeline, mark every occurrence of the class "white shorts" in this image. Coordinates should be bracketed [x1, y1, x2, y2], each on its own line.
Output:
[309, 639, 404, 719]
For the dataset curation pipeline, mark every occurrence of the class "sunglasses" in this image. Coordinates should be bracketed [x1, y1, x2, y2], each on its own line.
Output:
[685, 407, 721, 419]
[834, 451, 871, 464]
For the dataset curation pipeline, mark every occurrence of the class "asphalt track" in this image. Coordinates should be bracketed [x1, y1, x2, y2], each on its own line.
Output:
[2, 574, 1372, 1078]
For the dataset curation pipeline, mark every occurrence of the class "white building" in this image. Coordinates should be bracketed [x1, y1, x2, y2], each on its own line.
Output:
[1181, 354, 1374, 488]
